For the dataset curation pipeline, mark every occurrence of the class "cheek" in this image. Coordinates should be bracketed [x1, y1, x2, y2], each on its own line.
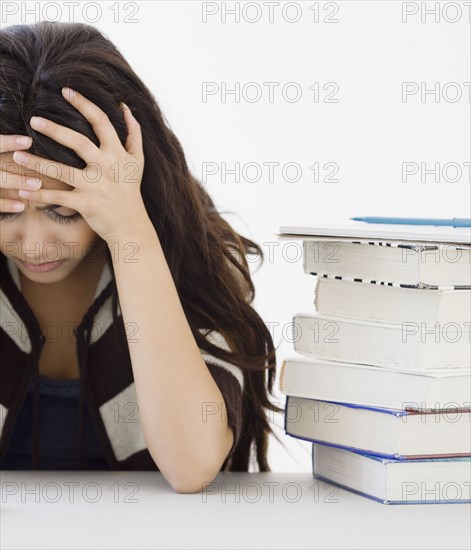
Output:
[0, 226, 14, 248]
[79, 227, 100, 247]
[72, 227, 102, 259]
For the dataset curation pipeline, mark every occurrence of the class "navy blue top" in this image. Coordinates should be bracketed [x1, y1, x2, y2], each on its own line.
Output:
[0, 375, 111, 470]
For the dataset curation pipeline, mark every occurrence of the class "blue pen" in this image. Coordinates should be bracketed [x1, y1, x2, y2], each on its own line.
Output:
[350, 217, 471, 228]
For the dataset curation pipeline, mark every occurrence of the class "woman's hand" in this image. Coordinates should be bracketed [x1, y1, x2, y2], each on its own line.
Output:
[11, 87, 148, 245]
[0, 134, 40, 212]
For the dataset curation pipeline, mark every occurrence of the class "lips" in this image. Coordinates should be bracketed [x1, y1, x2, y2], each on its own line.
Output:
[19, 258, 66, 272]
[24, 261, 59, 265]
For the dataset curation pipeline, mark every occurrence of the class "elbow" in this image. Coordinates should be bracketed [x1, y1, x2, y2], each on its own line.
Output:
[160, 428, 235, 494]
[155, 427, 235, 494]
[170, 469, 220, 494]
[167, 452, 228, 494]
[171, 481, 203, 494]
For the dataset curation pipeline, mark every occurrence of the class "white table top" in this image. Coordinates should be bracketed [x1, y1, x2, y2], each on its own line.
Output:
[1, 471, 470, 549]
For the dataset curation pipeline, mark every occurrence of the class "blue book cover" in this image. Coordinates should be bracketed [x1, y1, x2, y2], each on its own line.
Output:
[284, 396, 471, 459]
[311, 443, 471, 505]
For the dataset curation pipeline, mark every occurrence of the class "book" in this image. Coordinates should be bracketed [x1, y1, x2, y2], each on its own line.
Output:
[301, 240, 471, 288]
[314, 277, 471, 325]
[285, 396, 471, 458]
[292, 312, 471, 372]
[277, 222, 471, 245]
[312, 443, 471, 504]
[279, 357, 471, 410]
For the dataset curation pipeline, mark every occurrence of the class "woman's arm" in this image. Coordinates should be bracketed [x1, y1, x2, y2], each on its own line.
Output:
[106, 218, 235, 493]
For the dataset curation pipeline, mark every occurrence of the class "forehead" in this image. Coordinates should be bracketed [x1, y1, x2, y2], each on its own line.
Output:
[0, 152, 74, 196]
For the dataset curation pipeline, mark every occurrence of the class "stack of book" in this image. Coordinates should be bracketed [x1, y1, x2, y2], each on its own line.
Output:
[277, 223, 471, 504]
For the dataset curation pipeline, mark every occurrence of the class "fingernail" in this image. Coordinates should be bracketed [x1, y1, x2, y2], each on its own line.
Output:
[62, 87, 76, 101]
[13, 151, 28, 163]
[30, 116, 46, 129]
[19, 189, 33, 198]
[26, 178, 42, 190]
[16, 136, 32, 146]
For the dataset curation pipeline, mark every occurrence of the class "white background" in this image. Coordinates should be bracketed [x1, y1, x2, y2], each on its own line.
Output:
[3, 0, 470, 472]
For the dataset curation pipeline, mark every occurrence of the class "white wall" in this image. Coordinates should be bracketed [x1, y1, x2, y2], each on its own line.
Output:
[3, 0, 469, 471]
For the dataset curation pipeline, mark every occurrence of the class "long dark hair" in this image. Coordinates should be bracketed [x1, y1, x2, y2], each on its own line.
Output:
[0, 21, 286, 471]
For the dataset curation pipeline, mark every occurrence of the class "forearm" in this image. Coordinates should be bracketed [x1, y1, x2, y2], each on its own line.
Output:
[106, 219, 234, 492]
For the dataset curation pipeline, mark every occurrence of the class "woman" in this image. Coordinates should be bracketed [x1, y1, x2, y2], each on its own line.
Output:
[0, 21, 284, 492]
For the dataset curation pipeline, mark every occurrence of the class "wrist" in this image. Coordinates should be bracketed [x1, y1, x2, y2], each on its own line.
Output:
[105, 217, 158, 258]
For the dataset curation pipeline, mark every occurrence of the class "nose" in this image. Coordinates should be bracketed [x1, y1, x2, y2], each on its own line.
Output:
[14, 214, 62, 263]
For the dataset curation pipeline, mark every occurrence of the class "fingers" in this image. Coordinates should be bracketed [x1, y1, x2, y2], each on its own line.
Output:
[120, 103, 144, 164]
[0, 196, 25, 213]
[0, 169, 42, 213]
[29, 115, 100, 165]
[0, 169, 42, 191]
[62, 87, 122, 151]
[16, 187, 78, 212]
[0, 135, 33, 153]
[0, 141, 35, 213]
[11, 150, 80, 189]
